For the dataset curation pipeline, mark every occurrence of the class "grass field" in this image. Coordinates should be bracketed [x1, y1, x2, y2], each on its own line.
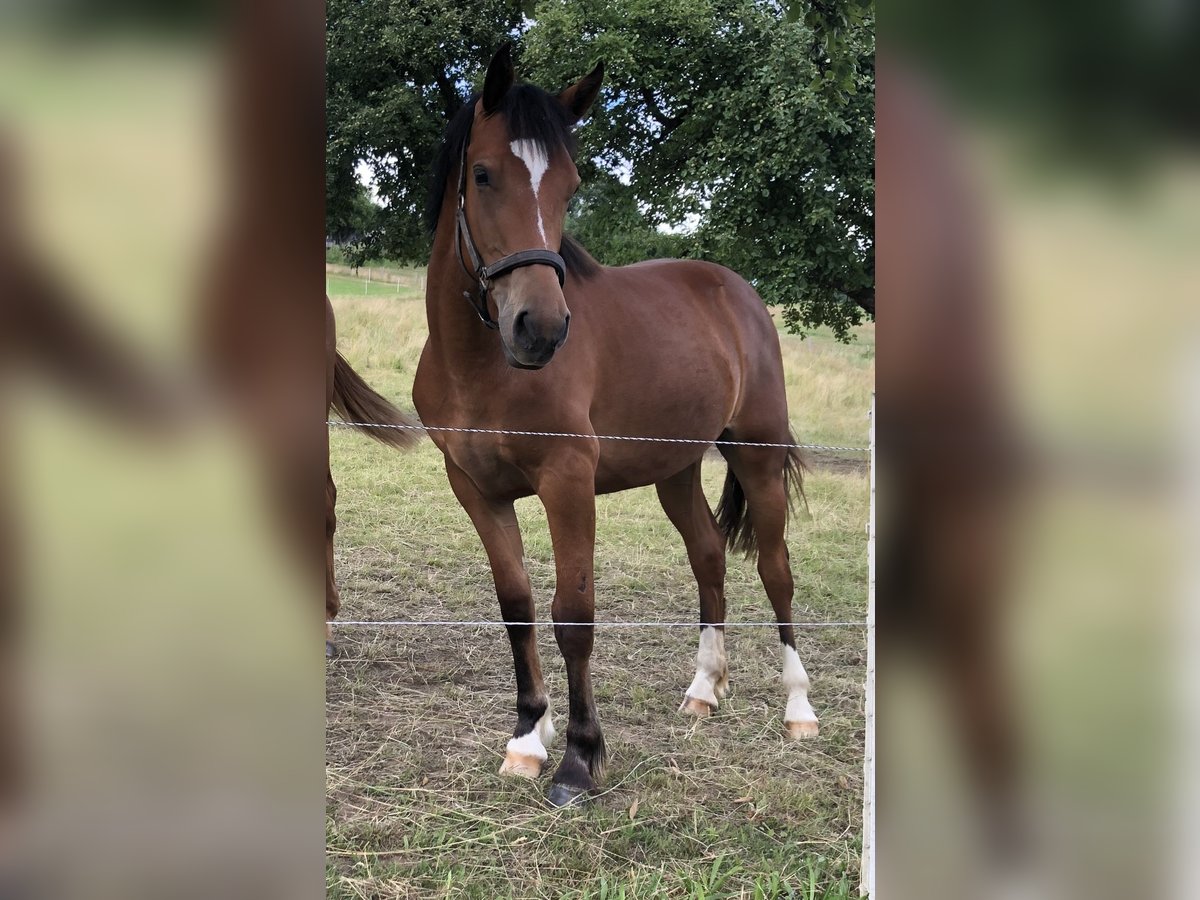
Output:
[326, 273, 419, 298]
[326, 270, 873, 899]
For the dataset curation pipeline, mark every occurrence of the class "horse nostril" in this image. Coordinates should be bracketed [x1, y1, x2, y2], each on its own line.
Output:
[558, 314, 571, 346]
[513, 310, 532, 348]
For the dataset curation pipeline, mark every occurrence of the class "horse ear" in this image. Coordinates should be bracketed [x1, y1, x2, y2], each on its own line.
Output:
[557, 61, 604, 124]
[482, 43, 514, 115]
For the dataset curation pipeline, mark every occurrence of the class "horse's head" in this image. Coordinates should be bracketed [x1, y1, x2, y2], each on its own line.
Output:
[458, 46, 604, 369]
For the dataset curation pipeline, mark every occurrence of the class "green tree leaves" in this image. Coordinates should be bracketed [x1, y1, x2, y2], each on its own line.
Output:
[326, 0, 525, 261]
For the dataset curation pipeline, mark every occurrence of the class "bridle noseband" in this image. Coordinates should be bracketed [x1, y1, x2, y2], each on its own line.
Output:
[454, 118, 567, 330]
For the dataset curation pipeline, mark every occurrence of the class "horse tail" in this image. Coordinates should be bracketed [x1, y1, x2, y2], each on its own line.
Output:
[331, 352, 419, 449]
[716, 435, 808, 559]
[784, 440, 809, 520]
[715, 467, 753, 557]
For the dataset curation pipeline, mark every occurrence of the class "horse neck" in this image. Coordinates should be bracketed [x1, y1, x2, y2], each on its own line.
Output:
[424, 201, 504, 370]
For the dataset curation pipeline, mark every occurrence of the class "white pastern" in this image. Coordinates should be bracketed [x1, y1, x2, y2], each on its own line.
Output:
[509, 138, 550, 246]
[683, 627, 727, 709]
[506, 705, 555, 761]
[500, 703, 555, 776]
[781, 644, 818, 728]
[506, 729, 548, 763]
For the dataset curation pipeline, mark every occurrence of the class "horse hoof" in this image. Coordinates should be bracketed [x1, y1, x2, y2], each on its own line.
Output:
[546, 783, 589, 808]
[786, 719, 819, 739]
[325, 640, 338, 659]
[679, 696, 716, 717]
[499, 751, 543, 779]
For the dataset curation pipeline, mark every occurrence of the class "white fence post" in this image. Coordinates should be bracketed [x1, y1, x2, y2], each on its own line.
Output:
[861, 393, 876, 898]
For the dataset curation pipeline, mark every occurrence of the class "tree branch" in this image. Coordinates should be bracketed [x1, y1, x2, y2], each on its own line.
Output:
[847, 286, 874, 317]
[638, 86, 686, 136]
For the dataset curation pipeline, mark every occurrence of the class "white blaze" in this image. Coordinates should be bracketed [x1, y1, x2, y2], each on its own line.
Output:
[509, 138, 550, 246]
[684, 627, 728, 709]
[781, 644, 818, 727]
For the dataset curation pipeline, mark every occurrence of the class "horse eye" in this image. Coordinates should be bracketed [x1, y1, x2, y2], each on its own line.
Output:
[473, 167, 489, 187]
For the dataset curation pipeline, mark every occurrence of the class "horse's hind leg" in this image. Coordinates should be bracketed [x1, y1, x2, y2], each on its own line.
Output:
[722, 446, 819, 739]
[655, 463, 730, 716]
[444, 461, 554, 778]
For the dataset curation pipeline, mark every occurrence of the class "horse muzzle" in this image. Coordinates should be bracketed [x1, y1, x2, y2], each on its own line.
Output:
[502, 307, 571, 369]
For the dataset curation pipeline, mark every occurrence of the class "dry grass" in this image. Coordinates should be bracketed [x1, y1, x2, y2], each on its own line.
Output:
[327, 273, 872, 899]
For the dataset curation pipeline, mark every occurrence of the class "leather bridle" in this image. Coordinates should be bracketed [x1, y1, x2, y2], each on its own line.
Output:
[454, 116, 567, 330]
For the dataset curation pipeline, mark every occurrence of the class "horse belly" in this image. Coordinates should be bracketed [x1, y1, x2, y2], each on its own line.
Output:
[592, 440, 711, 494]
[589, 362, 736, 493]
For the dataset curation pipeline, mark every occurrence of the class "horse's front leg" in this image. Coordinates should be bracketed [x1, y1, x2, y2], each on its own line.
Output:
[535, 448, 605, 807]
[444, 461, 554, 777]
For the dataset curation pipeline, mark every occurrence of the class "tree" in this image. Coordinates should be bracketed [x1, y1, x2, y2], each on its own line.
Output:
[522, 0, 873, 337]
[326, 0, 525, 261]
[564, 177, 690, 266]
[326, 0, 874, 339]
[326, 177, 383, 246]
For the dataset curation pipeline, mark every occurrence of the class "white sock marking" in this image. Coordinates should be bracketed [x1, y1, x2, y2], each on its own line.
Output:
[506, 705, 555, 760]
[782, 644, 818, 725]
[506, 729, 548, 761]
[684, 627, 727, 709]
[509, 139, 550, 246]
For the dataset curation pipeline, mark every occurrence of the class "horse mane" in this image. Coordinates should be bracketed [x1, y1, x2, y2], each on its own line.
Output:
[425, 86, 600, 280]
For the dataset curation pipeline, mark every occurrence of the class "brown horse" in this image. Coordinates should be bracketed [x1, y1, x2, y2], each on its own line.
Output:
[326, 296, 417, 656]
[413, 46, 818, 807]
